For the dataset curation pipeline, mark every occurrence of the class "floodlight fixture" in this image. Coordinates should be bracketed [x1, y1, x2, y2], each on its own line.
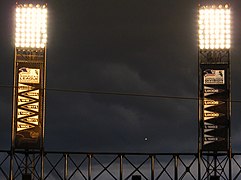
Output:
[15, 3, 47, 49]
[198, 4, 231, 50]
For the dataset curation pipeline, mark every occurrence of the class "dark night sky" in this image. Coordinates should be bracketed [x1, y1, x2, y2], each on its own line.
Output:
[0, 0, 241, 153]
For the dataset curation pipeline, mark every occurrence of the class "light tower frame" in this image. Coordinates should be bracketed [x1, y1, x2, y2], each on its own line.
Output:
[10, 2, 47, 179]
[198, 4, 232, 179]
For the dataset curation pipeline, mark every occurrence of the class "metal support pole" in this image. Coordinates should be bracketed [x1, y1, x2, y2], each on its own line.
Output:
[32, 152, 35, 179]
[207, 154, 210, 178]
[214, 153, 217, 177]
[119, 155, 123, 180]
[25, 151, 29, 175]
[229, 149, 232, 180]
[151, 155, 155, 180]
[174, 155, 178, 180]
[9, 150, 14, 180]
[198, 152, 201, 180]
[41, 149, 44, 180]
[198, 45, 201, 180]
[64, 154, 68, 180]
[10, 48, 17, 180]
[88, 154, 92, 180]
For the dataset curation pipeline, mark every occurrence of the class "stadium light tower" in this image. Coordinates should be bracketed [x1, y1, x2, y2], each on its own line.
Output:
[198, 4, 231, 179]
[10, 1, 47, 179]
[12, 1, 47, 150]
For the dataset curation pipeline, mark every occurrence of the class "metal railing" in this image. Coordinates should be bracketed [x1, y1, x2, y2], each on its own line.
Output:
[0, 150, 241, 179]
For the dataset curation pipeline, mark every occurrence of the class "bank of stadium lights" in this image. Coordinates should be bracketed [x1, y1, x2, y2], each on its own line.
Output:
[199, 4, 231, 50]
[15, 4, 47, 49]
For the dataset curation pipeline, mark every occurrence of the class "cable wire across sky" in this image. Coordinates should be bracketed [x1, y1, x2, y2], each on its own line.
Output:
[1, 84, 241, 103]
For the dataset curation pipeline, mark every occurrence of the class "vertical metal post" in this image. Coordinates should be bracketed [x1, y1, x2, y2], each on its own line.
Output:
[42, 48, 47, 180]
[32, 152, 35, 180]
[229, 149, 232, 180]
[64, 154, 68, 180]
[41, 149, 44, 180]
[198, 152, 201, 180]
[214, 153, 217, 177]
[151, 155, 155, 180]
[207, 154, 210, 178]
[25, 151, 28, 175]
[88, 154, 92, 180]
[9, 150, 14, 180]
[228, 50, 232, 180]
[198, 41, 201, 180]
[174, 155, 178, 180]
[119, 155, 123, 180]
[10, 48, 17, 180]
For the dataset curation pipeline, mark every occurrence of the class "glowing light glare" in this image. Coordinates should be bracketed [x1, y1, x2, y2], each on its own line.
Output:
[15, 4, 47, 48]
[198, 5, 231, 50]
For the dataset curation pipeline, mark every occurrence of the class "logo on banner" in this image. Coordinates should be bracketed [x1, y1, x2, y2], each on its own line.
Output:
[203, 99, 223, 108]
[204, 69, 225, 85]
[203, 110, 224, 121]
[204, 86, 224, 96]
[19, 67, 40, 84]
[204, 110, 220, 118]
[203, 135, 225, 145]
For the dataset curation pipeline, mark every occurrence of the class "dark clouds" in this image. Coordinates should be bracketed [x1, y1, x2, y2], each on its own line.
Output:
[0, 0, 241, 153]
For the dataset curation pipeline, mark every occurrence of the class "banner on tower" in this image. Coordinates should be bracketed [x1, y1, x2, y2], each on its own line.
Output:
[14, 65, 43, 149]
[201, 68, 229, 151]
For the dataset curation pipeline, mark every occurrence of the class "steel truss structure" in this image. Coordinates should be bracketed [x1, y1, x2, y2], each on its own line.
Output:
[198, 5, 232, 180]
[0, 151, 240, 179]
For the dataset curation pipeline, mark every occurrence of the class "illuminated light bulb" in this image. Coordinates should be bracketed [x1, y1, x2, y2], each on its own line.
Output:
[15, 34, 20, 39]
[226, 39, 231, 44]
[226, 19, 231, 26]
[16, 17, 21, 23]
[21, 43, 26, 47]
[25, 37, 31, 43]
[42, 38, 47, 43]
[40, 44, 45, 48]
[210, 45, 215, 49]
[16, 25, 21, 30]
[199, 35, 204, 40]
[20, 28, 25, 33]
[31, 38, 35, 43]
[226, 44, 231, 49]
[226, 34, 231, 39]
[15, 38, 20, 44]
